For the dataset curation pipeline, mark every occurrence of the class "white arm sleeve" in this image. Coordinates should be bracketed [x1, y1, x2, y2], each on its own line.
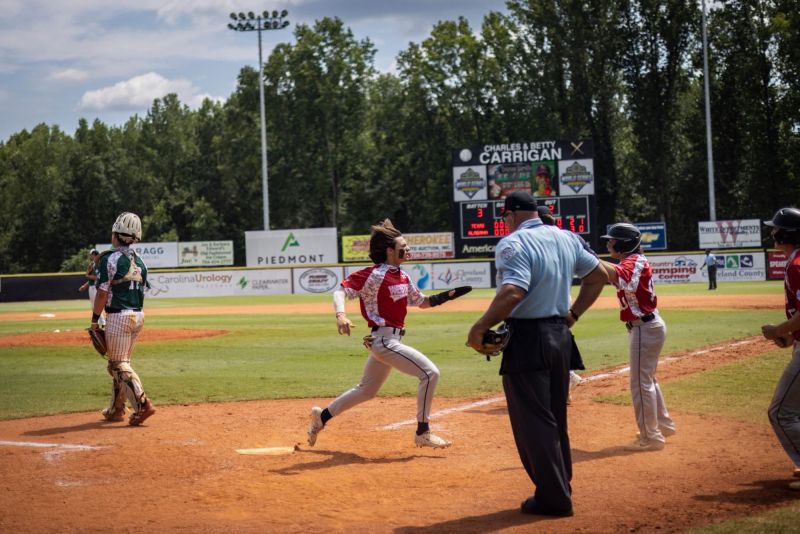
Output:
[333, 288, 346, 315]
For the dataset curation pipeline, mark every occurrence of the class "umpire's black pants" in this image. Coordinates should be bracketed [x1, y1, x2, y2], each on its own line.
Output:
[502, 318, 573, 512]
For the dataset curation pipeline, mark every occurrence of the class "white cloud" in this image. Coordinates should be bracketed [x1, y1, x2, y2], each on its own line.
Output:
[50, 68, 89, 82]
[79, 72, 221, 111]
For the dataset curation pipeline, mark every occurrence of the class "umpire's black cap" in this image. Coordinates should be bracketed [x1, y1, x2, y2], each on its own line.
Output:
[503, 191, 537, 212]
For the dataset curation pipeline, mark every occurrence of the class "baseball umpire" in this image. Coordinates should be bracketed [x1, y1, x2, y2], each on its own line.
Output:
[760, 207, 800, 490]
[91, 212, 156, 426]
[307, 219, 471, 449]
[467, 192, 607, 516]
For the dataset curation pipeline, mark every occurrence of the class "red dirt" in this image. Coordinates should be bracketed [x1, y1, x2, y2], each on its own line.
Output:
[0, 328, 228, 348]
[1, 295, 797, 532]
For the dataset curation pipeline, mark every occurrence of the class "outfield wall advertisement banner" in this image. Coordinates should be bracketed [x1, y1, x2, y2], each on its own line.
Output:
[245, 228, 338, 267]
[146, 269, 292, 298]
[767, 251, 788, 280]
[293, 267, 344, 294]
[343, 262, 492, 290]
[178, 241, 234, 267]
[648, 253, 766, 284]
[96, 241, 234, 268]
[342, 233, 455, 262]
[96, 242, 179, 268]
[698, 219, 762, 249]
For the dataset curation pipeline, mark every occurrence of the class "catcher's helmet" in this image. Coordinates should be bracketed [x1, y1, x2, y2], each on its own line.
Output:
[112, 212, 142, 241]
[601, 223, 642, 254]
[764, 208, 800, 231]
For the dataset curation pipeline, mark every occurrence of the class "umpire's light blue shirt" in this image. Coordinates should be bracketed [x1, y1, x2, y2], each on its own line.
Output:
[496, 218, 599, 319]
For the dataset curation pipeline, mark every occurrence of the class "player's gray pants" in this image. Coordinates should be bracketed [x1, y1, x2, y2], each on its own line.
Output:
[628, 315, 674, 443]
[328, 330, 440, 423]
[768, 342, 800, 467]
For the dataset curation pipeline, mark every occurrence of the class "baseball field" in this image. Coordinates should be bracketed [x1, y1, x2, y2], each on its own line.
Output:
[1, 282, 799, 533]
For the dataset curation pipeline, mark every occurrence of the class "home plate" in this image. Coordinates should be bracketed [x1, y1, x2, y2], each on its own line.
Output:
[236, 445, 299, 455]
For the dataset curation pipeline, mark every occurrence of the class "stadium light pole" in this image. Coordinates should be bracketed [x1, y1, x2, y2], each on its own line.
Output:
[701, 0, 716, 221]
[228, 10, 290, 231]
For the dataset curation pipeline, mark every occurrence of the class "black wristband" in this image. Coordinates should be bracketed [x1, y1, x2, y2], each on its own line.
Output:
[569, 308, 579, 321]
[91, 313, 100, 323]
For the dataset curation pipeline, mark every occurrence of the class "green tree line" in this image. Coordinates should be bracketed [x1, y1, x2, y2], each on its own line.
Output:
[1, 1, 798, 273]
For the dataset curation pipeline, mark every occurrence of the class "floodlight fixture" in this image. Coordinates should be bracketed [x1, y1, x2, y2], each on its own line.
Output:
[225, 8, 291, 231]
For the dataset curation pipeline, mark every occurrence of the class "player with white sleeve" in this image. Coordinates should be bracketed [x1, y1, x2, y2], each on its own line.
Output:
[306, 219, 471, 449]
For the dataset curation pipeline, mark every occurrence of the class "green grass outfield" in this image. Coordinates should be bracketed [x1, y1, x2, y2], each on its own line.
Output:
[1, 280, 796, 530]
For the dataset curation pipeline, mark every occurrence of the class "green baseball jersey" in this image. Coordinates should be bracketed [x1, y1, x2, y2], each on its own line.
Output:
[97, 247, 148, 310]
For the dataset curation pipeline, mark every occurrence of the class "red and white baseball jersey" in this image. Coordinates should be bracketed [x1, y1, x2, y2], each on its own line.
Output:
[784, 248, 800, 340]
[342, 264, 425, 329]
[611, 253, 658, 322]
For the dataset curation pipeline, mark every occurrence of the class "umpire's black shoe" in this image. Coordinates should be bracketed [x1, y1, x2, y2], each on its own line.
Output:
[520, 497, 574, 517]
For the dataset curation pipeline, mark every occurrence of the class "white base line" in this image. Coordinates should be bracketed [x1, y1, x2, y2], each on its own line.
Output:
[0, 440, 102, 451]
[376, 338, 760, 431]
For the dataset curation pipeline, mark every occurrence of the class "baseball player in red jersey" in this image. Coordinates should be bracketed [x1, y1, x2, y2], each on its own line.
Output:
[599, 223, 675, 452]
[307, 219, 471, 449]
[760, 208, 800, 490]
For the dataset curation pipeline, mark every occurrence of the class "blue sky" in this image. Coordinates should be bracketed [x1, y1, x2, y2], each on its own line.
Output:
[0, 0, 509, 143]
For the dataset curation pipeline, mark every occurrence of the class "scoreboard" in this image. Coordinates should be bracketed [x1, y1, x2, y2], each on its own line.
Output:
[452, 140, 596, 258]
[460, 197, 590, 239]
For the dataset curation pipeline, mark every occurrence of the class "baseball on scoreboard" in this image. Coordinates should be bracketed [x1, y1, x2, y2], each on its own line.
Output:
[452, 140, 596, 258]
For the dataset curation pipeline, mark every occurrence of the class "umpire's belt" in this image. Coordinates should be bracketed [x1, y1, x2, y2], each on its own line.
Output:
[371, 326, 405, 339]
[625, 312, 656, 330]
[105, 307, 142, 314]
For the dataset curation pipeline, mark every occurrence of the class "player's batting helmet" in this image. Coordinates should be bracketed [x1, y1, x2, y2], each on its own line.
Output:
[601, 223, 642, 254]
[765, 207, 800, 245]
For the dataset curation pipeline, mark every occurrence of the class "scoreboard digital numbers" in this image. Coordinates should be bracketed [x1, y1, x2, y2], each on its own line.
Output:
[460, 197, 590, 239]
[451, 139, 596, 258]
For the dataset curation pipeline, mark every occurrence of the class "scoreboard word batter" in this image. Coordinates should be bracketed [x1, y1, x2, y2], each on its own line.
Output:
[451, 140, 595, 258]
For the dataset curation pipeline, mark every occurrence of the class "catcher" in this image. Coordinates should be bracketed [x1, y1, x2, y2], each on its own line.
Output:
[89, 211, 155, 426]
[307, 219, 472, 449]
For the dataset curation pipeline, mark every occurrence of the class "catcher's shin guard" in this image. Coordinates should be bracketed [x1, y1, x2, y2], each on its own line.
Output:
[108, 362, 147, 412]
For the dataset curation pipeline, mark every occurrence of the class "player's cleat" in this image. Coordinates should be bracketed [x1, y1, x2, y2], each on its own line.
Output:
[414, 431, 452, 449]
[307, 406, 324, 446]
[793, 467, 800, 478]
[623, 437, 665, 452]
[128, 399, 156, 426]
[789, 480, 800, 491]
[637, 427, 676, 439]
[101, 407, 126, 422]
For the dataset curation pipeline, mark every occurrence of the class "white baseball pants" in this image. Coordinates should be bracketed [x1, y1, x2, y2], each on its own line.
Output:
[628, 315, 675, 443]
[328, 329, 440, 423]
[104, 310, 148, 413]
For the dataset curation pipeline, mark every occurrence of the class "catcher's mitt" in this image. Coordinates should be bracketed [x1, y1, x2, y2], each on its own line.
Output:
[469, 324, 510, 361]
[87, 327, 107, 357]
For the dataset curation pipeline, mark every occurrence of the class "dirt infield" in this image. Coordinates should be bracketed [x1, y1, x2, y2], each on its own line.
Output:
[1, 335, 798, 532]
[0, 328, 228, 348]
[1, 293, 796, 532]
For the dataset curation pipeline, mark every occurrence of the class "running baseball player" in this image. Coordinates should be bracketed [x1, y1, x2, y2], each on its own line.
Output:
[79, 248, 106, 327]
[91, 212, 156, 426]
[598, 223, 675, 451]
[307, 219, 471, 449]
[760, 207, 800, 490]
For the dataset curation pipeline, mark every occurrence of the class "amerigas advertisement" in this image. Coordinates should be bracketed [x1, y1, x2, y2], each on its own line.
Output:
[698, 219, 762, 248]
[146, 269, 292, 298]
[647, 253, 766, 284]
[246, 228, 338, 267]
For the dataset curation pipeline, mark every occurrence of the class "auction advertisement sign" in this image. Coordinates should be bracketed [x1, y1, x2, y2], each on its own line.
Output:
[698, 219, 762, 249]
[96, 242, 179, 268]
[146, 269, 292, 298]
[341, 232, 455, 262]
[178, 241, 234, 267]
[246, 228, 338, 267]
[767, 251, 788, 280]
[293, 267, 344, 294]
[647, 253, 766, 284]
